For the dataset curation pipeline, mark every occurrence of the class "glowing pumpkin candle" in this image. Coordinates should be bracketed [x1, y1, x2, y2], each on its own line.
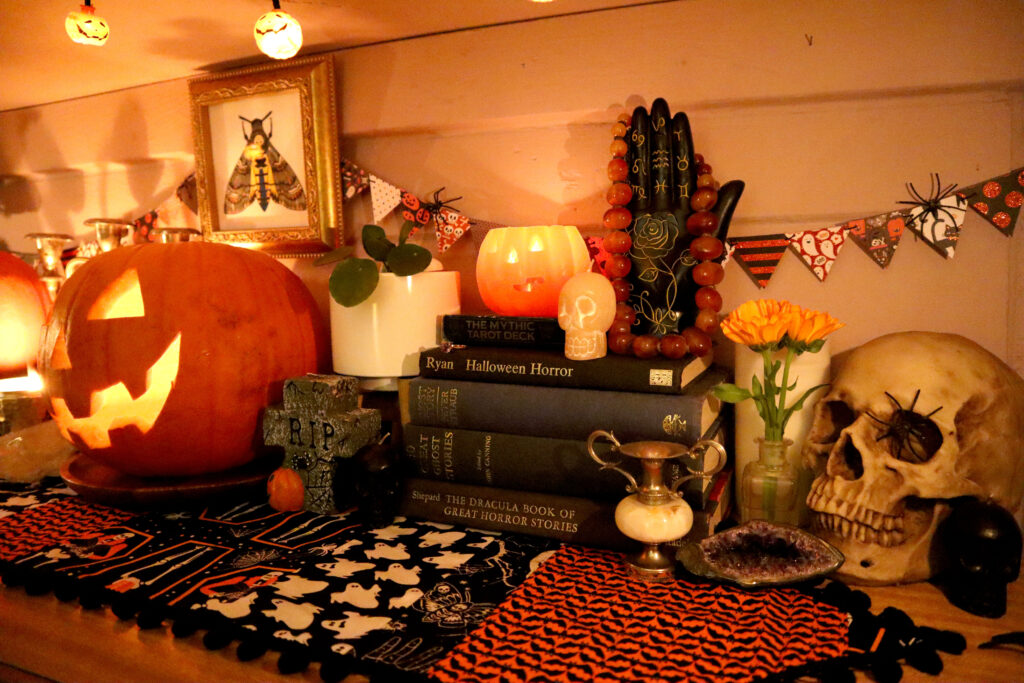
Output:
[0, 252, 51, 377]
[475, 226, 591, 317]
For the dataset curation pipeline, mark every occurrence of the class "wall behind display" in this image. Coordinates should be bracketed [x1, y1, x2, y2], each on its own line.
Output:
[1, 0, 1021, 374]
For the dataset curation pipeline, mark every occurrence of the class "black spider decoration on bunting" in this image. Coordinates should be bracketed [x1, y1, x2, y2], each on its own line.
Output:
[399, 187, 463, 234]
[422, 187, 463, 218]
[898, 173, 962, 229]
[866, 390, 943, 463]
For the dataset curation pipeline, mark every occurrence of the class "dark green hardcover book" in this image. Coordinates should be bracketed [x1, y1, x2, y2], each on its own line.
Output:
[419, 345, 713, 395]
[403, 365, 727, 445]
[401, 423, 719, 507]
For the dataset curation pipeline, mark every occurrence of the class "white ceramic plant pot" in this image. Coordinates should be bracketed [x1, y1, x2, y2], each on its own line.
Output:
[329, 270, 460, 387]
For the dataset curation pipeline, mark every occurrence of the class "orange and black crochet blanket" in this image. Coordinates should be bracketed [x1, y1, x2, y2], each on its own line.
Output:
[0, 479, 963, 683]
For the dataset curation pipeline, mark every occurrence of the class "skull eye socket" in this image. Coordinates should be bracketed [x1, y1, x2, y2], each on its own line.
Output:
[868, 391, 943, 464]
[817, 400, 856, 444]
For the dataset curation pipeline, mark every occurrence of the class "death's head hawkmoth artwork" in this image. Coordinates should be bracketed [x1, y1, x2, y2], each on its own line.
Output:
[224, 112, 307, 214]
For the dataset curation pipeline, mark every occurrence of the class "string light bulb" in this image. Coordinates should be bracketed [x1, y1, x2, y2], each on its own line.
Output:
[65, 1, 109, 46]
[254, 1, 303, 60]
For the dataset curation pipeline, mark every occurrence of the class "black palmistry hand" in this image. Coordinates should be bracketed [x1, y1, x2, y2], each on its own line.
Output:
[625, 98, 744, 338]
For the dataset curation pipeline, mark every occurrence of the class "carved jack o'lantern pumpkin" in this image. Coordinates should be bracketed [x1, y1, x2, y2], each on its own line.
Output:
[0, 251, 51, 377]
[476, 226, 591, 317]
[37, 242, 329, 478]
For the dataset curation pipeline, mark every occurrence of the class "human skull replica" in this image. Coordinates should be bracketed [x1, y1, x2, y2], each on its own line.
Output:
[557, 271, 616, 361]
[803, 331, 1024, 585]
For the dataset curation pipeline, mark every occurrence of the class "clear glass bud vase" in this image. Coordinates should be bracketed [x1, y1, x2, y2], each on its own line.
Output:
[739, 437, 799, 524]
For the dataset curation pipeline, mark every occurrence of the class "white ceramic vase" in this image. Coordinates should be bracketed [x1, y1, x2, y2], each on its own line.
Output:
[733, 341, 831, 526]
[329, 270, 460, 389]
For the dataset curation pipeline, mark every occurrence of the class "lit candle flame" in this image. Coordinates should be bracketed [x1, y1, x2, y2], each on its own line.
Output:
[0, 368, 43, 394]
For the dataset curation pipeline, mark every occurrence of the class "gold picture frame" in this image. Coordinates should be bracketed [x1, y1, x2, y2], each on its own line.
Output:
[189, 55, 342, 256]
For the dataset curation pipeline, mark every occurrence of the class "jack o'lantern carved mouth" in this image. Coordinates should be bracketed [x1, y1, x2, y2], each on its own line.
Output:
[512, 277, 545, 293]
[50, 333, 181, 450]
[47, 267, 182, 451]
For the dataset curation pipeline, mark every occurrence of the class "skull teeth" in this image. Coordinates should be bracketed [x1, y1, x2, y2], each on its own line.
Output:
[807, 484, 906, 547]
[812, 513, 904, 547]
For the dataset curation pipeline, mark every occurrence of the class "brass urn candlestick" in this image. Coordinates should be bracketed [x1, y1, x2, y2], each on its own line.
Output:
[25, 232, 73, 302]
[588, 430, 726, 581]
[153, 228, 201, 243]
[85, 218, 132, 251]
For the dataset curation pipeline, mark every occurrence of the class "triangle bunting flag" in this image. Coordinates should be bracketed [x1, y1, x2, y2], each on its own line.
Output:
[906, 194, 967, 259]
[725, 235, 790, 289]
[341, 159, 370, 199]
[787, 225, 848, 282]
[435, 207, 471, 253]
[369, 174, 404, 224]
[844, 210, 908, 269]
[957, 167, 1024, 237]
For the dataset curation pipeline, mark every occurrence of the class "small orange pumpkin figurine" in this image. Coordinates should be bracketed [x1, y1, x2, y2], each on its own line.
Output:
[267, 467, 305, 512]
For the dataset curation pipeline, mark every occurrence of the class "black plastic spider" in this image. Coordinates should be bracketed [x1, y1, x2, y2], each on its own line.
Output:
[866, 389, 943, 463]
[898, 173, 963, 229]
[422, 187, 463, 217]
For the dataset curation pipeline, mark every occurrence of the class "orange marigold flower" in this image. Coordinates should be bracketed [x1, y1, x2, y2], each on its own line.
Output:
[785, 305, 845, 345]
[719, 299, 795, 348]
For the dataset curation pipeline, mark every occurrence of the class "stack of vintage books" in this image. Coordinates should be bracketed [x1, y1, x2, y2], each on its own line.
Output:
[396, 314, 733, 550]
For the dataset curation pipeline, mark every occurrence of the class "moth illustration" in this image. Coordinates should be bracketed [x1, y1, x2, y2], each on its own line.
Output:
[224, 112, 307, 214]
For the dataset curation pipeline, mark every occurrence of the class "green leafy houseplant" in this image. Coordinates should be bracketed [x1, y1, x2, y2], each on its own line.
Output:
[323, 224, 433, 307]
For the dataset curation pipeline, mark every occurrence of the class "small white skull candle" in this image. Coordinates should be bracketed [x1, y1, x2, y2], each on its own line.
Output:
[557, 271, 616, 361]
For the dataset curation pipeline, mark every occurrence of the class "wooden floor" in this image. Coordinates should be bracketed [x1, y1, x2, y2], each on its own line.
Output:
[1, 575, 1021, 682]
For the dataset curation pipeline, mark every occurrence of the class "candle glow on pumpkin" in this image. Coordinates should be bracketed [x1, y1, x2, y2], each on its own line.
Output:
[476, 225, 591, 317]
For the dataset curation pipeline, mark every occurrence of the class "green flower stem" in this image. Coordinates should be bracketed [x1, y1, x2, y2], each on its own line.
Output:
[759, 348, 778, 441]
[774, 346, 797, 440]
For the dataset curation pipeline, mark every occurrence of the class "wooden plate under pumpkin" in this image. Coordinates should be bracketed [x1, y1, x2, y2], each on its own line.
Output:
[61, 454, 277, 509]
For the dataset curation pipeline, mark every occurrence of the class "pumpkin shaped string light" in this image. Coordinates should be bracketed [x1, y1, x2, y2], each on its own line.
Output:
[65, 1, 109, 46]
[38, 241, 329, 478]
[254, 0, 303, 60]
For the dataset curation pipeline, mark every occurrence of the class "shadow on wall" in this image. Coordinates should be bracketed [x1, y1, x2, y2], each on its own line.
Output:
[107, 99, 157, 213]
[0, 108, 83, 242]
[0, 176, 40, 217]
[556, 96, 651, 233]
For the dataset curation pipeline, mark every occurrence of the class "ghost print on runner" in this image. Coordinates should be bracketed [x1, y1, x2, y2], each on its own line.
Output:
[5, 495, 557, 676]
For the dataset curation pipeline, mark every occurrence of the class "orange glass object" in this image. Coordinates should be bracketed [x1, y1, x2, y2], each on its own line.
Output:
[0, 252, 51, 376]
[476, 226, 591, 317]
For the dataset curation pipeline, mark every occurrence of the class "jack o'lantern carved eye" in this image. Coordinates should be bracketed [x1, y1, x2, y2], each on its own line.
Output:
[87, 268, 145, 320]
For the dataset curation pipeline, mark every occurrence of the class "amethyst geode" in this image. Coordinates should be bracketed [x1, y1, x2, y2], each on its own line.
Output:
[678, 520, 844, 586]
